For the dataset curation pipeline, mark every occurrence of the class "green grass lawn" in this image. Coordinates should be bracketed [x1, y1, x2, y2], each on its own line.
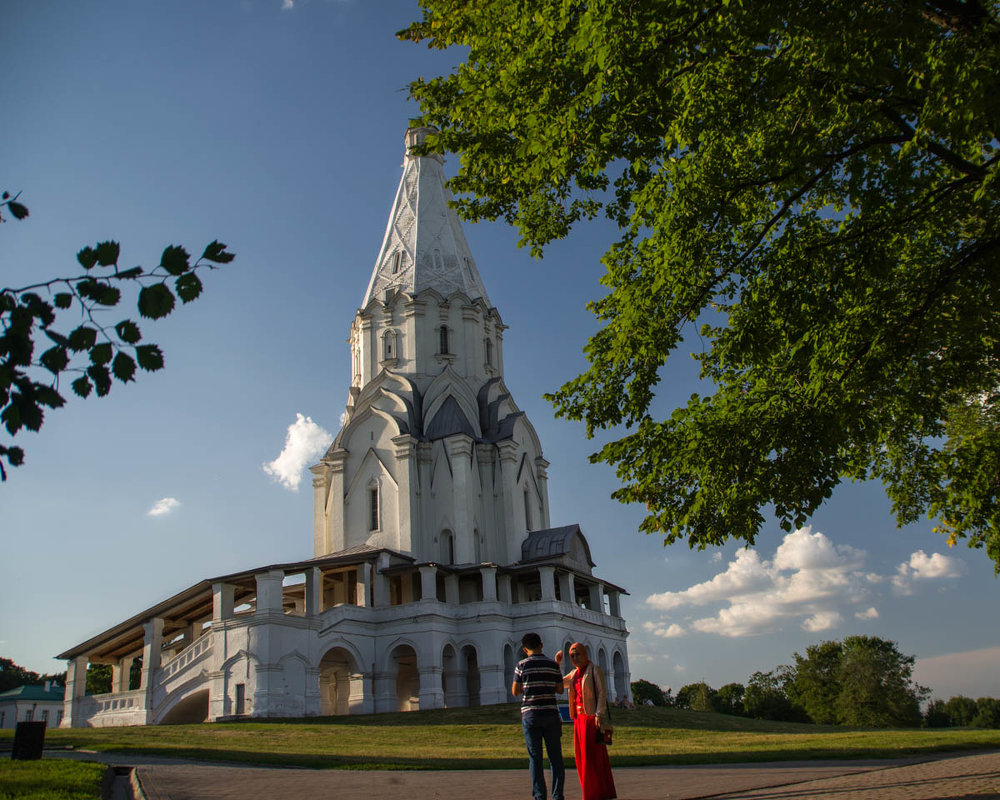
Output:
[1, 705, 998, 771]
[0, 760, 105, 800]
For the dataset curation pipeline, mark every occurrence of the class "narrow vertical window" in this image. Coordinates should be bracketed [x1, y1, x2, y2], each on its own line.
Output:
[369, 487, 379, 531]
[235, 683, 246, 715]
[485, 338, 493, 366]
[391, 251, 402, 274]
[439, 325, 449, 355]
[524, 489, 533, 532]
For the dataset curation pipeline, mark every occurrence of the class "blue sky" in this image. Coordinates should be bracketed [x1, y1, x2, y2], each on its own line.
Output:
[3, 0, 997, 702]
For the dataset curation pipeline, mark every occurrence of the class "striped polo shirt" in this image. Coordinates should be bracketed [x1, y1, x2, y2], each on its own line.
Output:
[514, 653, 562, 716]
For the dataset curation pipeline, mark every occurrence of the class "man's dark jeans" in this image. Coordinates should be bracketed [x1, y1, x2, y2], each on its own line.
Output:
[522, 709, 565, 800]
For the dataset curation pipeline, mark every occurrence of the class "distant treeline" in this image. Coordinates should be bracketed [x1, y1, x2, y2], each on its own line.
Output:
[629, 635, 1000, 729]
[0, 657, 66, 693]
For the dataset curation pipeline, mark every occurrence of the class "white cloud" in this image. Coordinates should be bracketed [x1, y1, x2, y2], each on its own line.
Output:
[646, 527, 874, 638]
[711, 552, 723, 562]
[148, 497, 180, 517]
[802, 611, 842, 632]
[282, 0, 294, 9]
[263, 413, 333, 491]
[855, 607, 879, 620]
[893, 549, 966, 592]
[643, 622, 686, 638]
[647, 549, 772, 611]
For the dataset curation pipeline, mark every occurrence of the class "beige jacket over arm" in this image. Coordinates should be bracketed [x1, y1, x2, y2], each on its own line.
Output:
[567, 662, 611, 730]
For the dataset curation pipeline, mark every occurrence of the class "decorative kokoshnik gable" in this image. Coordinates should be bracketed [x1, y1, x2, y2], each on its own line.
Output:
[59, 128, 632, 726]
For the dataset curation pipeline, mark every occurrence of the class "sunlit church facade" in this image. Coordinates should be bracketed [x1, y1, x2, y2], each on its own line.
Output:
[59, 129, 631, 726]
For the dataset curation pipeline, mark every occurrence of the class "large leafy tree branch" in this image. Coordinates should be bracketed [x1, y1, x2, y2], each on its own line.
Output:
[1, 191, 235, 480]
[402, 1, 1000, 569]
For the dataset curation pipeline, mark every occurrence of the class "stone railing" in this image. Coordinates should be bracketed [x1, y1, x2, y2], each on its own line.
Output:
[161, 634, 213, 679]
[76, 689, 147, 726]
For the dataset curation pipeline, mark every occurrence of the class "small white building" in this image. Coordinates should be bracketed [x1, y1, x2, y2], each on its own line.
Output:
[0, 684, 65, 729]
[59, 128, 631, 727]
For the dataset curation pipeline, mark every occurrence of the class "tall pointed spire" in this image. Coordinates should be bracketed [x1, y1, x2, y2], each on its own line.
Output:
[362, 127, 490, 307]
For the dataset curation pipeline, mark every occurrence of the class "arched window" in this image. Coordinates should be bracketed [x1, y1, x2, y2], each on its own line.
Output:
[368, 485, 379, 531]
[391, 251, 402, 274]
[439, 325, 450, 355]
[382, 329, 398, 361]
[441, 530, 455, 565]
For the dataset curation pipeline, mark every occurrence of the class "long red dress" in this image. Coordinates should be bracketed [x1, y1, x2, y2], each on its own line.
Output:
[572, 671, 617, 800]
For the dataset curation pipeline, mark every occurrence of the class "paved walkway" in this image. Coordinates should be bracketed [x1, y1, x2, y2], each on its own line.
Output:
[49, 749, 1000, 799]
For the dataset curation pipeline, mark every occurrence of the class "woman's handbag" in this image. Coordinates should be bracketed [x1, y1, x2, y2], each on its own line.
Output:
[596, 701, 613, 745]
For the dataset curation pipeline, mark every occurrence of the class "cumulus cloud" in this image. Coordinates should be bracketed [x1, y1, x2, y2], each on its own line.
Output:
[647, 549, 773, 611]
[263, 413, 333, 491]
[892, 549, 966, 592]
[643, 529, 970, 640]
[282, 0, 294, 9]
[646, 527, 874, 638]
[643, 622, 686, 638]
[148, 497, 180, 517]
[802, 610, 842, 632]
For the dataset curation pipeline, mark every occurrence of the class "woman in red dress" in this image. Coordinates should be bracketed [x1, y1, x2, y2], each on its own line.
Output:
[556, 642, 616, 800]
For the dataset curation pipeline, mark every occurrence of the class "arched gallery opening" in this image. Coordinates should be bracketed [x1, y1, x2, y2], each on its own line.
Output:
[319, 646, 360, 716]
[392, 644, 419, 712]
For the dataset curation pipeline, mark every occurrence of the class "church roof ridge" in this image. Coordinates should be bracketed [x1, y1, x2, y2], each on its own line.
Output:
[361, 127, 491, 308]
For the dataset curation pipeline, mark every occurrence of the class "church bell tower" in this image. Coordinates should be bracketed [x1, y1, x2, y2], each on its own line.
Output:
[311, 128, 552, 567]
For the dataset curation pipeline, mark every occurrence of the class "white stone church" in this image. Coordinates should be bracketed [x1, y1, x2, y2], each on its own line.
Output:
[59, 128, 631, 727]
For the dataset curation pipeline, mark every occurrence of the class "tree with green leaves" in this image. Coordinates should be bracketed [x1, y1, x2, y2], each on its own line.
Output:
[971, 697, 1000, 728]
[713, 682, 745, 716]
[786, 640, 845, 725]
[835, 636, 925, 727]
[402, 1, 1000, 569]
[630, 678, 669, 706]
[943, 694, 980, 726]
[1, 190, 235, 480]
[0, 656, 65, 693]
[742, 669, 801, 722]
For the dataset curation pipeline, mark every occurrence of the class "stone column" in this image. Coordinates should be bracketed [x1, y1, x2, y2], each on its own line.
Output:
[355, 563, 370, 607]
[607, 589, 622, 618]
[392, 435, 418, 553]
[212, 582, 235, 622]
[538, 566, 556, 601]
[349, 672, 373, 715]
[535, 456, 551, 528]
[497, 439, 521, 564]
[497, 573, 513, 605]
[445, 435, 475, 562]
[418, 664, 445, 710]
[111, 661, 126, 694]
[255, 569, 284, 616]
[373, 554, 391, 607]
[311, 462, 332, 556]
[305, 567, 323, 616]
[480, 565, 498, 601]
[61, 655, 88, 727]
[444, 574, 460, 605]
[140, 618, 164, 690]
[419, 565, 438, 601]
[207, 669, 228, 721]
[588, 581, 604, 613]
[140, 617, 164, 724]
[373, 670, 395, 713]
[478, 663, 506, 706]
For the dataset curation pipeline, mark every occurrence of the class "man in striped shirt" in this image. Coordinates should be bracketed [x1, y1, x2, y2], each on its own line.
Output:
[512, 632, 565, 800]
